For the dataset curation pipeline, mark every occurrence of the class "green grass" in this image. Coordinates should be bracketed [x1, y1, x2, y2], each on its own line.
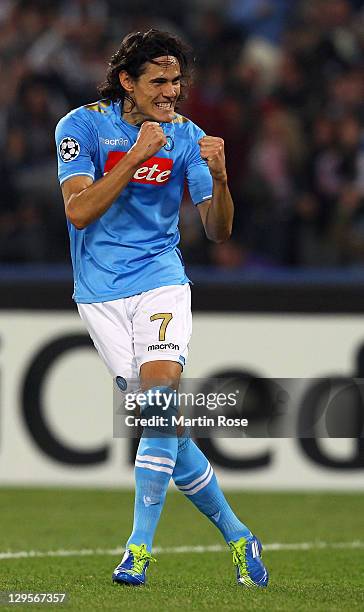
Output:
[0, 489, 363, 611]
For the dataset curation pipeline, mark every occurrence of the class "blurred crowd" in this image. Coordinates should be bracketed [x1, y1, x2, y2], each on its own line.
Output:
[0, 0, 363, 269]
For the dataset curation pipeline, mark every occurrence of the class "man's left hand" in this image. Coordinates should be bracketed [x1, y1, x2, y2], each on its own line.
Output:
[198, 136, 227, 182]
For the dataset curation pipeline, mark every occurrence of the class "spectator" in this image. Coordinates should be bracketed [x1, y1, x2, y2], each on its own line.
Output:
[329, 185, 364, 264]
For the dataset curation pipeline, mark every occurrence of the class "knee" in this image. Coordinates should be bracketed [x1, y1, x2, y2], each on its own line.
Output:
[140, 386, 178, 419]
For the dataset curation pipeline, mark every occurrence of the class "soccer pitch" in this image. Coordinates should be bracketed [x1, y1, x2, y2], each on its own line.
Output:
[0, 489, 363, 611]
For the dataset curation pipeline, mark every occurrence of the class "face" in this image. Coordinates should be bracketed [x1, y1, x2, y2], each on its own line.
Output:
[120, 55, 181, 124]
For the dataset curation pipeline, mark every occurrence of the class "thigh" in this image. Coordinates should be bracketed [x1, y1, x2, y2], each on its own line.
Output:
[133, 283, 192, 373]
[77, 299, 137, 380]
[140, 359, 182, 391]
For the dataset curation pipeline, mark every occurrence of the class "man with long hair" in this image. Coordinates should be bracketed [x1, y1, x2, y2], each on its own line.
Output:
[55, 29, 268, 588]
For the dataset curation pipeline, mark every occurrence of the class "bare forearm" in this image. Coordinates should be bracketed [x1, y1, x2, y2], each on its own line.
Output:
[67, 150, 140, 229]
[205, 178, 234, 243]
[198, 135, 234, 242]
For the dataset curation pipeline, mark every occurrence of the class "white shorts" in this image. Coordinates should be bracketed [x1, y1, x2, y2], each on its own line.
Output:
[77, 284, 192, 380]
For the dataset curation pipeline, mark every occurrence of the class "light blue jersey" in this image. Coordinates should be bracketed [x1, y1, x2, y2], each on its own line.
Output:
[55, 100, 213, 303]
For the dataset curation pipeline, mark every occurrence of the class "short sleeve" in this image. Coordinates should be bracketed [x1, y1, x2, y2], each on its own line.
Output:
[185, 128, 213, 205]
[55, 110, 96, 186]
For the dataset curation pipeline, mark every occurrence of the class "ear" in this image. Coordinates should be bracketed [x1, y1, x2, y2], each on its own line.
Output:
[119, 70, 134, 93]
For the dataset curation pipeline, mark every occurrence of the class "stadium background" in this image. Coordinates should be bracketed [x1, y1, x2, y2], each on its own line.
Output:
[0, 1, 363, 610]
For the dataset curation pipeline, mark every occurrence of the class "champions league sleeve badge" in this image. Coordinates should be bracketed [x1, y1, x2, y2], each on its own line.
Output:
[59, 137, 81, 162]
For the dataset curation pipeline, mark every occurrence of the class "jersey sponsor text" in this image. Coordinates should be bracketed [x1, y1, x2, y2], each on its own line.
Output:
[104, 152, 173, 184]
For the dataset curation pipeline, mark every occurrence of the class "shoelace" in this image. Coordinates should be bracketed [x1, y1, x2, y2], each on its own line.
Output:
[229, 540, 248, 575]
[129, 544, 156, 575]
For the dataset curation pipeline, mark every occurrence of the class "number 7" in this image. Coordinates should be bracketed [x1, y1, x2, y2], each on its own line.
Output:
[150, 313, 173, 341]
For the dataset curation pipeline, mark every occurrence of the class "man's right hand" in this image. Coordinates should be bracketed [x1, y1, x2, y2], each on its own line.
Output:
[129, 122, 167, 164]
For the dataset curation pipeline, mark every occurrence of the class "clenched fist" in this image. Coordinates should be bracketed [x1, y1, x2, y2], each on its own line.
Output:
[130, 122, 167, 164]
[198, 136, 227, 182]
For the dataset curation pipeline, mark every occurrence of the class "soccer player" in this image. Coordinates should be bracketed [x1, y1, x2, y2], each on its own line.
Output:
[55, 29, 268, 588]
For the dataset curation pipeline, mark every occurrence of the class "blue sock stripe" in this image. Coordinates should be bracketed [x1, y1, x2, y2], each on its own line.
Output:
[135, 461, 174, 475]
[182, 465, 214, 496]
[136, 453, 176, 468]
[177, 462, 212, 492]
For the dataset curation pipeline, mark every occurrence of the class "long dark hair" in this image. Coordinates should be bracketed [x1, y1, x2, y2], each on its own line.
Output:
[97, 29, 192, 109]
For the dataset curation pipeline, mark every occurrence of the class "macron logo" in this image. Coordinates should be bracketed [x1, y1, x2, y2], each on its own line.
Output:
[104, 152, 173, 184]
[143, 495, 159, 507]
[100, 137, 129, 146]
